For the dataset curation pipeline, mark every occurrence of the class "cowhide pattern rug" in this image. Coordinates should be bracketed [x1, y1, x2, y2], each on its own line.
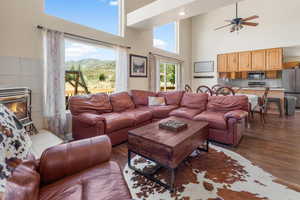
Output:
[123, 145, 300, 200]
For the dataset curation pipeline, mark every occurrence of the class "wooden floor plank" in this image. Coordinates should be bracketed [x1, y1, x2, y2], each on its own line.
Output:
[111, 112, 300, 185]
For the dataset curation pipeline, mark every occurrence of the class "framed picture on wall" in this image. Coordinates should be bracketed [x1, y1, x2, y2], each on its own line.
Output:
[129, 54, 148, 77]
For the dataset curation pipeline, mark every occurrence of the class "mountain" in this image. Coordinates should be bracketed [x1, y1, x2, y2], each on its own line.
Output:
[65, 59, 115, 70]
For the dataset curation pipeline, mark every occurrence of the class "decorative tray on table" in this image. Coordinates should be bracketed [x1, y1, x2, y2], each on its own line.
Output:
[159, 120, 188, 132]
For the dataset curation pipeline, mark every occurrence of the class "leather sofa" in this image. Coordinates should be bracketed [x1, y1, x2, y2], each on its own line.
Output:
[69, 90, 248, 146]
[4, 136, 131, 200]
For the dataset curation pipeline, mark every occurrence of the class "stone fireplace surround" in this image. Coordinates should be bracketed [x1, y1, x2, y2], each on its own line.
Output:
[0, 56, 43, 130]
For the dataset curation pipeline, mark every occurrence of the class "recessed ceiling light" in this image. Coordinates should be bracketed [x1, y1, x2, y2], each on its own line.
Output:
[179, 11, 186, 16]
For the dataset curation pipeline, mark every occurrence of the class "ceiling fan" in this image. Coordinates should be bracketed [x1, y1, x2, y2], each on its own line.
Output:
[215, 3, 259, 33]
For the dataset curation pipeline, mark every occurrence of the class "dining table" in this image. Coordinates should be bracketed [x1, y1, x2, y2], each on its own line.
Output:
[236, 93, 259, 111]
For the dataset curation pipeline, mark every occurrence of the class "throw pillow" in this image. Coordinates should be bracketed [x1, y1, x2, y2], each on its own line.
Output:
[0, 104, 32, 193]
[148, 97, 166, 106]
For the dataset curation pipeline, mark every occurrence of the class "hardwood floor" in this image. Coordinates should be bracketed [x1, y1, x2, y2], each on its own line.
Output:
[111, 112, 300, 186]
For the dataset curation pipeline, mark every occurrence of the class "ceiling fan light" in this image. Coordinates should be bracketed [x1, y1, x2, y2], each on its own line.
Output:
[179, 11, 186, 16]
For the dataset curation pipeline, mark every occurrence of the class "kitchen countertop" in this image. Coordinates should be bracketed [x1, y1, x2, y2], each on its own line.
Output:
[240, 87, 285, 91]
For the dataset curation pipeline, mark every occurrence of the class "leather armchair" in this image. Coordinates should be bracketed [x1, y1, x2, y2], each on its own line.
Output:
[5, 136, 131, 200]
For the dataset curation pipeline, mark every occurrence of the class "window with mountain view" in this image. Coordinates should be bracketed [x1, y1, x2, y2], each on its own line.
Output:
[45, 0, 121, 36]
[153, 22, 178, 53]
[65, 39, 116, 98]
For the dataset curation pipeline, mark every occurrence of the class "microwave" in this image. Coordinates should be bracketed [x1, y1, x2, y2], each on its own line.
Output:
[248, 72, 265, 80]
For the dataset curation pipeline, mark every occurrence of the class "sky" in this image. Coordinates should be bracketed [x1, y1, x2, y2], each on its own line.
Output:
[45, 0, 176, 61]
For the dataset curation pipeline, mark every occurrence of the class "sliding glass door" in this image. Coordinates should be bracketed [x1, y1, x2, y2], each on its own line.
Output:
[159, 62, 180, 92]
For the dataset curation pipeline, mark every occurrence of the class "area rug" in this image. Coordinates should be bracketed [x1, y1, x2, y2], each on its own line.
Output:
[123, 145, 300, 200]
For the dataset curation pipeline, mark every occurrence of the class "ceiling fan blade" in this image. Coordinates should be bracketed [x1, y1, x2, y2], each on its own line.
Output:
[242, 15, 259, 21]
[215, 24, 232, 30]
[242, 22, 259, 26]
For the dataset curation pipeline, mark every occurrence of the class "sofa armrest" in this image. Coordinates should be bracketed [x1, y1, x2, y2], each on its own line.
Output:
[39, 135, 112, 186]
[72, 113, 106, 140]
[224, 110, 248, 120]
[76, 113, 105, 125]
[5, 161, 40, 200]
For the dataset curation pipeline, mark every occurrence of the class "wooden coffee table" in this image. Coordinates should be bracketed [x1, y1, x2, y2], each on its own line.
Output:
[128, 116, 209, 191]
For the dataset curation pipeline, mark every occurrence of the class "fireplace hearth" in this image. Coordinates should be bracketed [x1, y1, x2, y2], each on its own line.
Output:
[0, 87, 37, 134]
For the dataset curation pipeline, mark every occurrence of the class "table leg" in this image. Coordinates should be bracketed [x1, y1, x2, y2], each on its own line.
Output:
[127, 150, 176, 192]
[197, 140, 209, 152]
[170, 168, 176, 192]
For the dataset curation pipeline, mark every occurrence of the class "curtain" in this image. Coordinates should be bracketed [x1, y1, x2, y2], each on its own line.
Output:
[149, 53, 158, 92]
[43, 30, 66, 138]
[176, 63, 182, 90]
[115, 46, 129, 92]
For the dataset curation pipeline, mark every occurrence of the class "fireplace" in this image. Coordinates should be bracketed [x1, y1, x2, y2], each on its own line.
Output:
[0, 87, 37, 134]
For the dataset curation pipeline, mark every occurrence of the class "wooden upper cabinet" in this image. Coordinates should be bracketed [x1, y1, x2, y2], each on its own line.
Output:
[227, 53, 238, 72]
[251, 50, 266, 71]
[217, 54, 228, 72]
[266, 48, 283, 70]
[238, 51, 251, 72]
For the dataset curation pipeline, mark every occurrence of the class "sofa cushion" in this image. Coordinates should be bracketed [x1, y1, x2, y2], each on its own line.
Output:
[148, 96, 166, 106]
[122, 108, 153, 125]
[181, 93, 208, 110]
[69, 93, 112, 115]
[130, 90, 156, 106]
[100, 113, 135, 133]
[207, 95, 249, 112]
[110, 92, 135, 112]
[147, 105, 178, 118]
[169, 107, 203, 120]
[157, 91, 184, 105]
[39, 162, 131, 200]
[193, 111, 227, 130]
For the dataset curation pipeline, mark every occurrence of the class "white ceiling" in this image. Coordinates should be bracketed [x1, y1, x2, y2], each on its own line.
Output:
[127, 0, 243, 29]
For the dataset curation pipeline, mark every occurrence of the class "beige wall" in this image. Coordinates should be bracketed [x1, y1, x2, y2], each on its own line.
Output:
[191, 0, 300, 90]
[0, 0, 192, 129]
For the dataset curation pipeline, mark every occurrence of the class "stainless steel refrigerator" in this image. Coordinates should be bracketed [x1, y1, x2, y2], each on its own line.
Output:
[282, 68, 300, 108]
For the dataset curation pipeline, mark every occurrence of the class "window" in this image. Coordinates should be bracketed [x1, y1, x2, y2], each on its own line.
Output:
[153, 22, 178, 53]
[159, 62, 178, 91]
[65, 39, 116, 98]
[45, 0, 122, 36]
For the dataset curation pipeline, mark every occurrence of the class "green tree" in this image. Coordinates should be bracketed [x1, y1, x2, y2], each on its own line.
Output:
[99, 73, 107, 82]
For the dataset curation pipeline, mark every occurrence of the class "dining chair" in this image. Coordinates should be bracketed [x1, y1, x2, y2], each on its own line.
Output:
[216, 86, 235, 96]
[211, 84, 222, 95]
[184, 84, 193, 93]
[196, 85, 213, 96]
[251, 87, 270, 124]
[234, 87, 242, 93]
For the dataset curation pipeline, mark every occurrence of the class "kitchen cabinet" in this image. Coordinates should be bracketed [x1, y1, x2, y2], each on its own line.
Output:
[238, 51, 252, 71]
[227, 53, 239, 72]
[266, 71, 278, 79]
[251, 50, 266, 71]
[241, 72, 248, 79]
[217, 54, 228, 72]
[266, 48, 283, 70]
[217, 47, 283, 73]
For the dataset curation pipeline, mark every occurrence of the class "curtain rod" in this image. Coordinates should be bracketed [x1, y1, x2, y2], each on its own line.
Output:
[149, 52, 184, 63]
[37, 25, 131, 49]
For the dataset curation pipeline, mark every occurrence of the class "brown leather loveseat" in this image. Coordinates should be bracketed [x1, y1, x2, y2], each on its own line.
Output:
[69, 90, 248, 146]
[4, 136, 131, 200]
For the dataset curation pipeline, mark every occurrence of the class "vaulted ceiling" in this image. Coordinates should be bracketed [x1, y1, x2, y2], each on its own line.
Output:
[127, 0, 243, 29]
